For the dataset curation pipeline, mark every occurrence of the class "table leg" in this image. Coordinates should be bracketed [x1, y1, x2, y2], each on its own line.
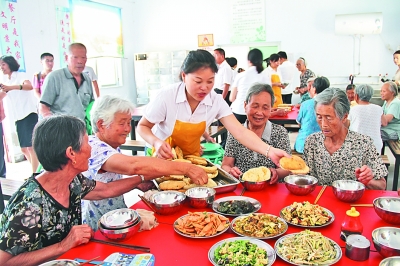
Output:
[130, 120, 138, 155]
[392, 157, 399, 191]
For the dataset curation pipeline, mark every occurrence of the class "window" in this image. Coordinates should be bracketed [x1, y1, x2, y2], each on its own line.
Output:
[87, 57, 122, 87]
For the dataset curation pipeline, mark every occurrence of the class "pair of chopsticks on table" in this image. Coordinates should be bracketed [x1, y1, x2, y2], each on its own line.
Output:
[91, 238, 150, 253]
[314, 185, 327, 204]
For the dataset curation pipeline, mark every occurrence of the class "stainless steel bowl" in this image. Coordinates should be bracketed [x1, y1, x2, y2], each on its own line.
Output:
[239, 175, 270, 192]
[380, 256, 400, 265]
[185, 187, 216, 208]
[374, 197, 400, 225]
[149, 191, 186, 215]
[98, 216, 141, 241]
[284, 175, 318, 196]
[372, 227, 400, 258]
[332, 180, 365, 203]
[100, 208, 139, 229]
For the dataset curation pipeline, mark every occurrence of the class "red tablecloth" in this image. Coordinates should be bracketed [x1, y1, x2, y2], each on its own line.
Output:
[269, 107, 299, 124]
[59, 184, 397, 265]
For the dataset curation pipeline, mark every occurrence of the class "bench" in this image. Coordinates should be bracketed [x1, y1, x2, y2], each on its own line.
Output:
[387, 140, 400, 190]
[120, 140, 146, 155]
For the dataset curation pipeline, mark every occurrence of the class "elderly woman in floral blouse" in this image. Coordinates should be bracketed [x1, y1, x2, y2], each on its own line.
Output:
[0, 114, 208, 266]
[303, 88, 387, 189]
[81, 95, 209, 230]
[221, 83, 291, 183]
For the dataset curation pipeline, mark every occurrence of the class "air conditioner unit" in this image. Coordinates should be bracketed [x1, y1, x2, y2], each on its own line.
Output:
[335, 12, 383, 35]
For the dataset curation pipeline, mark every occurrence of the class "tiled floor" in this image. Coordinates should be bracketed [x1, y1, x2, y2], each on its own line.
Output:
[2, 130, 398, 208]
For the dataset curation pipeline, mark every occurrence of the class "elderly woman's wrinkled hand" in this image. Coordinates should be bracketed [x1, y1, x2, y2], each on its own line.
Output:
[355, 165, 374, 185]
[154, 140, 173, 160]
[269, 168, 279, 184]
[185, 165, 208, 185]
[59, 224, 93, 252]
[228, 166, 242, 178]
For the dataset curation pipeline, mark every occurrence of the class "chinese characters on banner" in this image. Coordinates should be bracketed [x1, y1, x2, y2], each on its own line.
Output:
[0, 0, 25, 72]
[56, 7, 71, 68]
[230, 0, 266, 44]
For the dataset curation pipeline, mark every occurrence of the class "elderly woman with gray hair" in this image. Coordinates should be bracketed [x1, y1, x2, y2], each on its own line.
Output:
[381, 81, 400, 141]
[347, 84, 383, 152]
[81, 95, 208, 230]
[222, 83, 291, 183]
[303, 88, 387, 190]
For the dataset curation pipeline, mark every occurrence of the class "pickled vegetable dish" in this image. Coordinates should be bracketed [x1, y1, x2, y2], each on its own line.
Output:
[214, 240, 268, 266]
[217, 200, 255, 215]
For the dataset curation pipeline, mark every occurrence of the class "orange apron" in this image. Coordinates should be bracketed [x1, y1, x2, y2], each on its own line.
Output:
[271, 73, 283, 107]
[167, 119, 206, 156]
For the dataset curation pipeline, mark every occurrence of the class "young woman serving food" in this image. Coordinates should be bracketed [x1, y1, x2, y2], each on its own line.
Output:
[137, 50, 289, 165]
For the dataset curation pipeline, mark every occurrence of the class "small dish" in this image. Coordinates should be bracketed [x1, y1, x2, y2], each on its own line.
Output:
[173, 212, 229, 238]
[280, 202, 334, 228]
[38, 260, 80, 266]
[212, 196, 261, 216]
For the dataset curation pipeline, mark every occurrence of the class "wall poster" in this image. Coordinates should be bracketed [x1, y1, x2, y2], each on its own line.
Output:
[0, 0, 25, 71]
[230, 0, 266, 44]
[56, 6, 72, 68]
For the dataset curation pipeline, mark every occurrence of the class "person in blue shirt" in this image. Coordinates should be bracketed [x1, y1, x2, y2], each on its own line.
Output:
[294, 76, 330, 153]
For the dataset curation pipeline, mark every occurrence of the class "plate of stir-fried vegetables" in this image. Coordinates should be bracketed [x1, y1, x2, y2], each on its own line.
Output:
[230, 213, 288, 239]
[280, 201, 334, 228]
[209, 237, 276, 266]
[274, 230, 342, 265]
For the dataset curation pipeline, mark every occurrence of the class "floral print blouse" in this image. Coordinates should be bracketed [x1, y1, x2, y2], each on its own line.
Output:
[299, 69, 315, 89]
[224, 121, 291, 173]
[303, 131, 388, 185]
[0, 174, 96, 256]
[81, 135, 127, 231]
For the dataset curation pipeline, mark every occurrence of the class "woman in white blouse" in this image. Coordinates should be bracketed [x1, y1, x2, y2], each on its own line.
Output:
[230, 49, 269, 124]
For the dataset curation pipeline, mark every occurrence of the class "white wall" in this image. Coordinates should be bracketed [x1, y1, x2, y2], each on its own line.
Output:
[15, 0, 400, 102]
[129, 0, 400, 89]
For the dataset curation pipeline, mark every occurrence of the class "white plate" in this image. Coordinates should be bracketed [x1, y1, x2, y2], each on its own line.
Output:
[212, 196, 261, 216]
[274, 233, 342, 265]
[173, 212, 230, 238]
[209, 237, 276, 266]
[280, 205, 334, 228]
[38, 260, 79, 266]
[230, 213, 288, 239]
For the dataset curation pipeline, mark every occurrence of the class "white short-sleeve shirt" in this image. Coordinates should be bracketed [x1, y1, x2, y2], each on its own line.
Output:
[144, 82, 232, 145]
[2, 72, 38, 121]
[349, 104, 383, 151]
[83, 66, 98, 81]
[214, 60, 233, 90]
[230, 66, 270, 115]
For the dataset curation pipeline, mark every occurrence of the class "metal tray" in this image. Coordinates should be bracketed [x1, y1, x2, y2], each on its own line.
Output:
[206, 160, 239, 194]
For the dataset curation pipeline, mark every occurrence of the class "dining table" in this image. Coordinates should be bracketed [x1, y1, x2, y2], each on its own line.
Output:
[269, 106, 299, 125]
[58, 182, 398, 265]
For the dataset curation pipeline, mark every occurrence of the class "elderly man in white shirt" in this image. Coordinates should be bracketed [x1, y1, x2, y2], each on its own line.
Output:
[213, 48, 233, 106]
[277, 51, 300, 104]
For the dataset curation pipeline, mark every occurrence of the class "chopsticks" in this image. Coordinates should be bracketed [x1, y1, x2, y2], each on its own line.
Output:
[350, 204, 373, 207]
[91, 238, 150, 253]
[240, 187, 246, 196]
[314, 185, 327, 204]
[77, 256, 100, 265]
[138, 195, 157, 213]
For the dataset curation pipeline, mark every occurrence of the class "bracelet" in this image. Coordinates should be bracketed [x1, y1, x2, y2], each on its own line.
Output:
[265, 145, 271, 158]
[19, 85, 22, 90]
[139, 175, 145, 183]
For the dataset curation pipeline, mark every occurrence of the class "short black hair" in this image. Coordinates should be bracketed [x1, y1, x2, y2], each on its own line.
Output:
[346, 84, 356, 91]
[179, 50, 218, 81]
[0, 55, 20, 71]
[226, 57, 237, 68]
[33, 115, 86, 172]
[313, 76, 330, 94]
[214, 48, 225, 58]
[40, 53, 54, 60]
[277, 51, 287, 59]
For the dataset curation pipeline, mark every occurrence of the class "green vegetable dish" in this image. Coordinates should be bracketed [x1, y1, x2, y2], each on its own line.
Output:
[217, 200, 255, 215]
[214, 240, 268, 266]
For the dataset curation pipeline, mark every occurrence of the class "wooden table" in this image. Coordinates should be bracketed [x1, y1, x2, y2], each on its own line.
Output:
[59, 184, 397, 265]
[269, 107, 299, 125]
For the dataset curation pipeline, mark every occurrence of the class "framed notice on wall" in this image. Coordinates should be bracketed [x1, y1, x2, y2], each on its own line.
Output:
[198, 34, 214, 47]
